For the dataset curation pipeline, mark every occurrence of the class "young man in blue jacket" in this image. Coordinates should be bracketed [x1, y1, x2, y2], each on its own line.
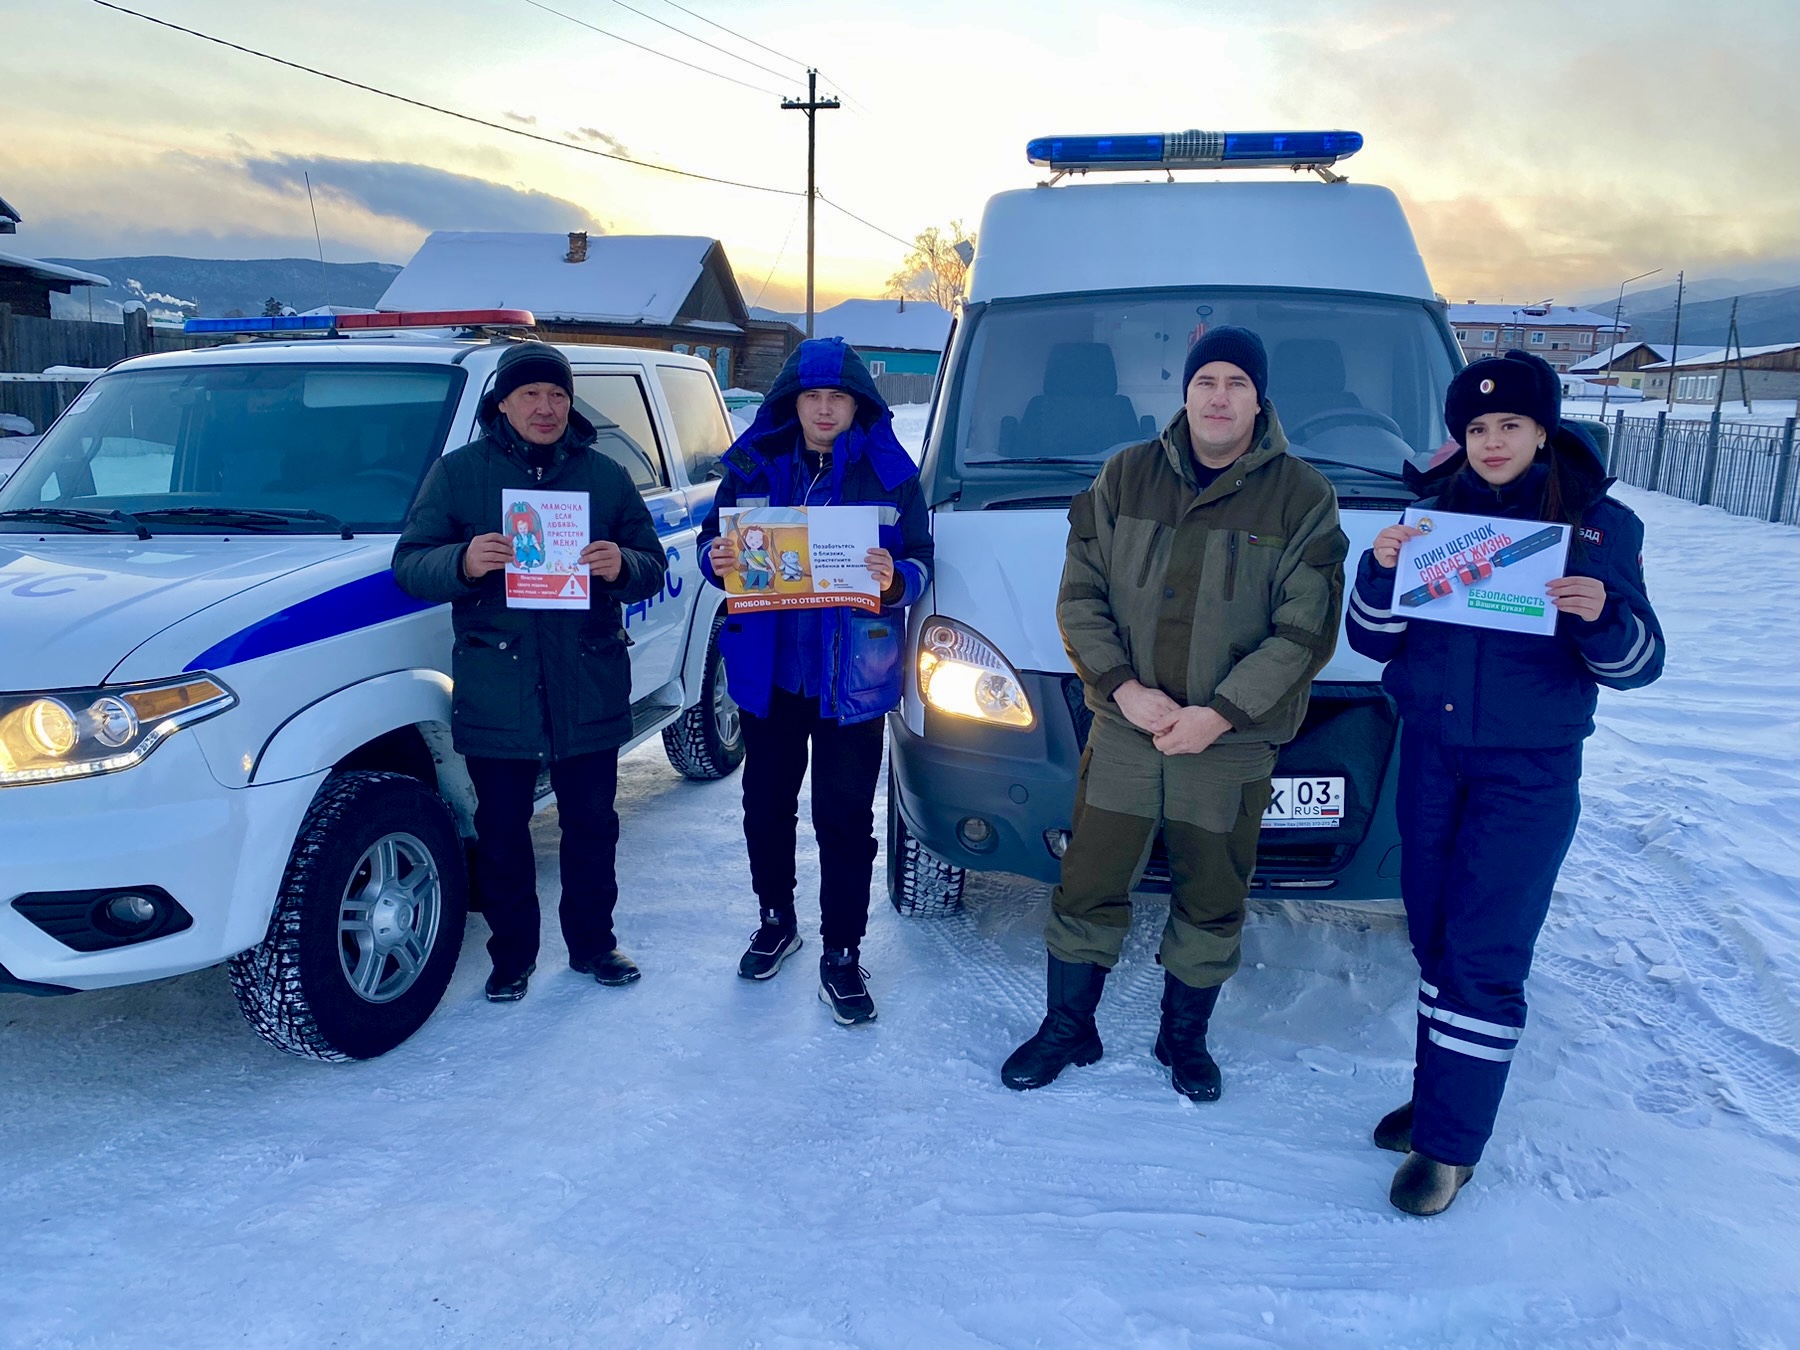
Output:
[698, 339, 933, 1025]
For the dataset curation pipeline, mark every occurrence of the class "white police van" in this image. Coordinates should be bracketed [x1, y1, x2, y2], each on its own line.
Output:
[0, 309, 742, 1058]
[889, 130, 1460, 912]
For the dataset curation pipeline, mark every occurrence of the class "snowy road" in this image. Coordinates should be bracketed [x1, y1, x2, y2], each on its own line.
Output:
[4, 485, 1796, 1349]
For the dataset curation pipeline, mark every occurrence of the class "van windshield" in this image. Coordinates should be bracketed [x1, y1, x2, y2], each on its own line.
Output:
[0, 363, 465, 534]
[937, 289, 1458, 508]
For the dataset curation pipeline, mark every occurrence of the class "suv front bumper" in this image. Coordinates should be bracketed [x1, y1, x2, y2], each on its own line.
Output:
[0, 733, 326, 991]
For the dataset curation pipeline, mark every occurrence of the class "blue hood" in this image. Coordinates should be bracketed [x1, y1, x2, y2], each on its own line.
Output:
[730, 338, 915, 491]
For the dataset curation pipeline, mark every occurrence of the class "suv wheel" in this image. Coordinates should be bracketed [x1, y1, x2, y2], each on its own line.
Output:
[887, 787, 966, 916]
[229, 771, 468, 1061]
[663, 615, 745, 780]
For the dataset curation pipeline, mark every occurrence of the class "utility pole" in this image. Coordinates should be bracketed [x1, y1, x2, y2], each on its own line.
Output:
[782, 69, 840, 338]
[1665, 270, 1685, 410]
[1601, 267, 1659, 418]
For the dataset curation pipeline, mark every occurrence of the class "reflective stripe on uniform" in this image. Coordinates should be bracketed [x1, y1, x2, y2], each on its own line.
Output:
[1427, 1026, 1517, 1063]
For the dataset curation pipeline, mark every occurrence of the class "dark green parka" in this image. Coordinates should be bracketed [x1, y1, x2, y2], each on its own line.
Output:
[393, 408, 668, 761]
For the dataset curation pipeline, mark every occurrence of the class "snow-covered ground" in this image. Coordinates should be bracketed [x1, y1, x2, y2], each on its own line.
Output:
[3, 483, 1795, 1347]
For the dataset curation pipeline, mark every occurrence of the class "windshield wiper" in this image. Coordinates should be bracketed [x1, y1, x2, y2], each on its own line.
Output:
[0, 506, 151, 538]
[134, 506, 354, 538]
[1294, 456, 1411, 485]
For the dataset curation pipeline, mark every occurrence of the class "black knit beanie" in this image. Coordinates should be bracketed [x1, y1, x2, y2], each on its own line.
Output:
[1445, 349, 1560, 445]
[1181, 325, 1268, 404]
[493, 341, 574, 403]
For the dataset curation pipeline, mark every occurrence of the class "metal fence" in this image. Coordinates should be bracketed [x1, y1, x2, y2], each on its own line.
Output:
[1601, 409, 1799, 526]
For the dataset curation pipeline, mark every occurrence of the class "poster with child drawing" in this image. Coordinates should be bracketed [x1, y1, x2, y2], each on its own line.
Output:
[504, 490, 590, 609]
[721, 506, 881, 614]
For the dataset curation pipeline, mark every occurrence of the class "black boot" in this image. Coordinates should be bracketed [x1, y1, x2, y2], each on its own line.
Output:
[1389, 1151, 1475, 1216]
[485, 962, 536, 1003]
[1001, 955, 1107, 1090]
[1373, 1100, 1414, 1153]
[738, 908, 802, 980]
[1153, 971, 1223, 1101]
[572, 948, 641, 986]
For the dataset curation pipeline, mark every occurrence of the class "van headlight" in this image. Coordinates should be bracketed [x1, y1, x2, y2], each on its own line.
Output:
[917, 619, 1034, 729]
[0, 676, 236, 787]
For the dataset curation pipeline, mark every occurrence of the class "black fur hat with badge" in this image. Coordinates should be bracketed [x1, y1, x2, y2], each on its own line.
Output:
[1444, 348, 1561, 445]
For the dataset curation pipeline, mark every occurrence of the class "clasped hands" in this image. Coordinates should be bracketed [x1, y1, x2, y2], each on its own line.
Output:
[1113, 679, 1232, 756]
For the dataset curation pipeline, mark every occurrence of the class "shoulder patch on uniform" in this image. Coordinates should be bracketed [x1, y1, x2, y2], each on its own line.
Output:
[1579, 525, 1605, 547]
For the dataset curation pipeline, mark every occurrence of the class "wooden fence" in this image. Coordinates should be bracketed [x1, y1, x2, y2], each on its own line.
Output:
[0, 306, 217, 432]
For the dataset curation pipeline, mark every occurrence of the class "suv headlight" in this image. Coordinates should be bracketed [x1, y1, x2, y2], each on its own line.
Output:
[918, 618, 1034, 729]
[0, 675, 236, 787]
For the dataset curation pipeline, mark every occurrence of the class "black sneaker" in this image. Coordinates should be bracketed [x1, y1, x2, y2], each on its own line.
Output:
[738, 909, 802, 980]
[571, 949, 641, 986]
[485, 962, 536, 1002]
[818, 948, 877, 1025]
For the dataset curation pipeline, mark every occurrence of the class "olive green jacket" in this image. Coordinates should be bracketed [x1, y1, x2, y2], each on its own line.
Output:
[1059, 404, 1347, 746]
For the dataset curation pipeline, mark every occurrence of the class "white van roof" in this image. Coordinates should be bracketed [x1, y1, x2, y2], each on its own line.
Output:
[966, 181, 1437, 305]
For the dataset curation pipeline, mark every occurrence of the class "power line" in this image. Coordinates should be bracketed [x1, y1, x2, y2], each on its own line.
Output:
[652, 0, 807, 73]
[89, 0, 800, 196]
[750, 201, 804, 310]
[522, 0, 781, 97]
[604, 0, 795, 85]
[819, 194, 914, 249]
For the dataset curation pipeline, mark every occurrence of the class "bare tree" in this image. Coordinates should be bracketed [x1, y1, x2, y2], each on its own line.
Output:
[886, 221, 975, 311]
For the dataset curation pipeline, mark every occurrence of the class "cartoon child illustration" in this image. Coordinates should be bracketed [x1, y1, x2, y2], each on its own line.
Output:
[507, 501, 546, 570]
[738, 524, 774, 590]
[778, 549, 807, 584]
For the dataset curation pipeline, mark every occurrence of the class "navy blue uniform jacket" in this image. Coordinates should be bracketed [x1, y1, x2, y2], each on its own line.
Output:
[697, 339, 933, 725]
[1346, 427, 1665, 748]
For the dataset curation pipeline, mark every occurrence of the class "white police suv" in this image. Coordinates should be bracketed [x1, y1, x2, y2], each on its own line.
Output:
[0, 309, 742, 1059]
[889, 131, 1459, 913]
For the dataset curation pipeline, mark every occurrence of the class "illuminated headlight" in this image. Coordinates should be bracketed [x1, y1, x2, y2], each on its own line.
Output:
[0, 676, 236, 787]
[917, 618, 1034, 729]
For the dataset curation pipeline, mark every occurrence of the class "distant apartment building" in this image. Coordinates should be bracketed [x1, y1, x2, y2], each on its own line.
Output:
[1567, 342, 1714, 390]
[1446, 303, 1625, 371]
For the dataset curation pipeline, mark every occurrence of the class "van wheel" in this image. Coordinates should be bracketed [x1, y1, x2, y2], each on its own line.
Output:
[663, 615, 744, 780]
[228, 771, 468, 1061]
[887, 788, 965, 916]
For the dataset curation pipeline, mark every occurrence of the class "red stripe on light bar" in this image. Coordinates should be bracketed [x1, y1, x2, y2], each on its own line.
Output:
[337, 309, 537, 329]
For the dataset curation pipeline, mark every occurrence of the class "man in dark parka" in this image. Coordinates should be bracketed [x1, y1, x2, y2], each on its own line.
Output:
[394, 341, 667, 1001]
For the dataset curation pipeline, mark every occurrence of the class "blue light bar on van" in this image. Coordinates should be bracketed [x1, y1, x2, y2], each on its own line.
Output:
[183, 314, 338, 335]
[1026, 130, 1363, 172]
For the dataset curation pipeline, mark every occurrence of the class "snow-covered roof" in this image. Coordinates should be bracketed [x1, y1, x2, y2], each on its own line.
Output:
[1640, 342, 1800, 370]
[377, 232, 730, 327]
[812, 298, 953, 353]
[0, 196, 19, 227]
[1567, 342, 1714, 373]
[1447, 303, 1622, 329]
[0, 248, 109, 288]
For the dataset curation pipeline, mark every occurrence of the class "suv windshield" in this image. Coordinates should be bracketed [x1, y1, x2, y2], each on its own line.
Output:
[0, 363, 465, 534]
[935, 289, 1458, 509]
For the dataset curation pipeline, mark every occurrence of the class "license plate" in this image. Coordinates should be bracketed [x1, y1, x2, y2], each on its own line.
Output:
[1263, 776, 1345, 829]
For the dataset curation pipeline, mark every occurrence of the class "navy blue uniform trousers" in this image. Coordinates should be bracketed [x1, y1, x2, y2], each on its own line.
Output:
[1399, 732, 1582, 1166]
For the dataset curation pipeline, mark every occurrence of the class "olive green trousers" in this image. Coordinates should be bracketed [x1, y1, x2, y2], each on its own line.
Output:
[1044, 745, 1272, 989]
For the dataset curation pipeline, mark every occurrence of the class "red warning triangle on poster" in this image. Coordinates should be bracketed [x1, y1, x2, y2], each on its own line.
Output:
[559, 574, 589, 600]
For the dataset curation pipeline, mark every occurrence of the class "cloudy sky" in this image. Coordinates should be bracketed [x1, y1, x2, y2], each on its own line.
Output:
[4, 0, 1796, 310]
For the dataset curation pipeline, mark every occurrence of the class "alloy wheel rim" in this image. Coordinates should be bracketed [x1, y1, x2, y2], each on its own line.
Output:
[337, 831, 441, 1004]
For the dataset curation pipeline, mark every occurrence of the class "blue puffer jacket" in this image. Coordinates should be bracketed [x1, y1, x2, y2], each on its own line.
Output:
[1346, 426, 1665, 748]
[698, 338, 933, 724]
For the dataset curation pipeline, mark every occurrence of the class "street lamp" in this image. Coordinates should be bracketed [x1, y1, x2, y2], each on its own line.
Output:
[1600, 268, 1661, 417]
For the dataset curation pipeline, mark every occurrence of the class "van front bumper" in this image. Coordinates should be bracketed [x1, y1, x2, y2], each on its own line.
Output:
[0, 733, 326, 991]
[888, 673, 1404, 902]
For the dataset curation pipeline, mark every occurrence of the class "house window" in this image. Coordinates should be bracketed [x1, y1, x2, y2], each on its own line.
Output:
[1481, 330, 1496, 343]
[867, 359, 888, 377]
[1455, 330, 1468, 342]
[1577, 332, 1593, 346]
[1529, 331, 1546, 345]
[672, 343, 690, 355]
